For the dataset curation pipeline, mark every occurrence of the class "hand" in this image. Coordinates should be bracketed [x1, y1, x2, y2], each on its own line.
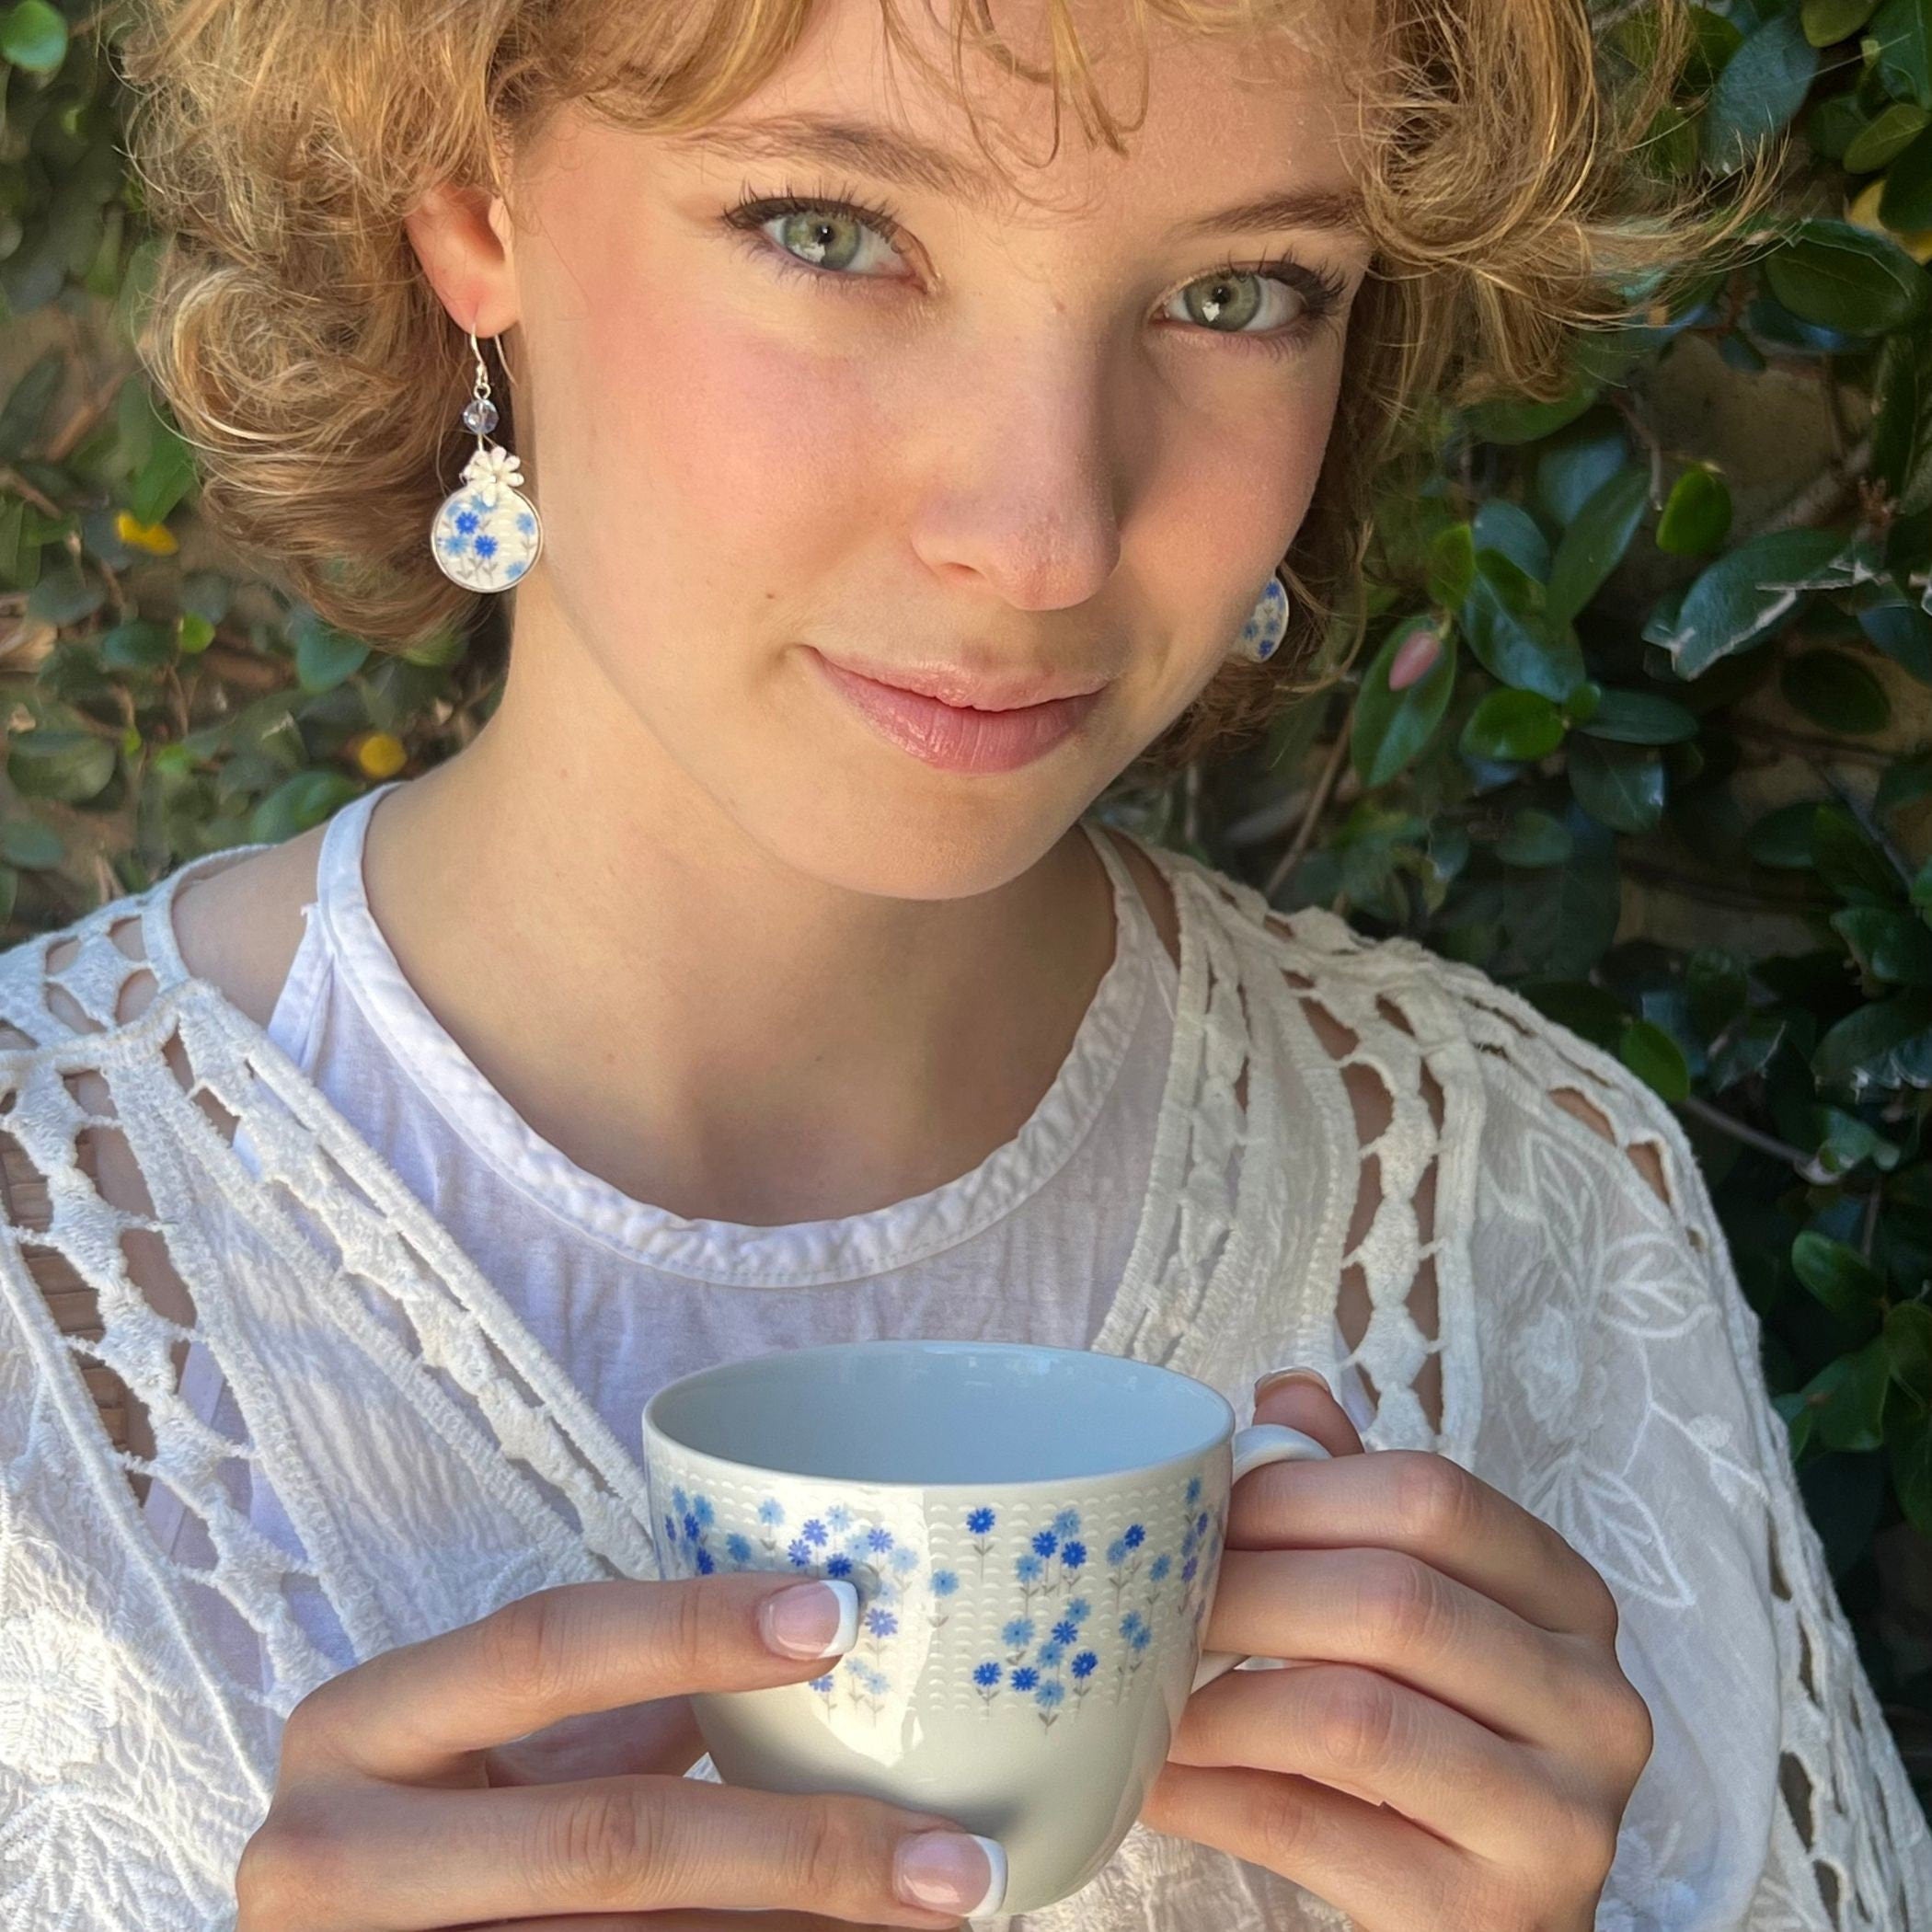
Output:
[235, 1571, 1003, 1931]
[1139, 1371, 1654, 1932]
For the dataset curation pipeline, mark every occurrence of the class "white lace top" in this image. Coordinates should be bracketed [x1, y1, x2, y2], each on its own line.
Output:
[0, 799, 1925, 1932]
[137, 777, 1374, 1671]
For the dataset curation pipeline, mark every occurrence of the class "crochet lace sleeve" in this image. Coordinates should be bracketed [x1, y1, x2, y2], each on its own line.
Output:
[1449, 983, 1932, 1932]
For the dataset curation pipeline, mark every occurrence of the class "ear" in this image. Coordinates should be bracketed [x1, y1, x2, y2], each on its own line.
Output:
[403, 179, 520, 341]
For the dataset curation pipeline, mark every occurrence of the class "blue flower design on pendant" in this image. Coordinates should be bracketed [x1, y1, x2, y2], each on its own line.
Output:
[431, 441, 542, 592]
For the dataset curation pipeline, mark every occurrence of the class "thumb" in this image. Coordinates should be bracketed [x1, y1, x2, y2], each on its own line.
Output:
[1249, 1365, 1365, 1457]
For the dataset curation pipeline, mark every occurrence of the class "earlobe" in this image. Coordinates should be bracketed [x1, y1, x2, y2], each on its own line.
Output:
[402, 179, 520, 341]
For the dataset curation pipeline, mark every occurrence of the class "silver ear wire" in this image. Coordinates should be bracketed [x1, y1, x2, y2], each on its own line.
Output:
[428, 326, 544, 592]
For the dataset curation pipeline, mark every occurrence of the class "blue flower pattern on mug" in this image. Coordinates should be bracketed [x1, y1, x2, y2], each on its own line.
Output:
[657, 1470, 1225, 1732]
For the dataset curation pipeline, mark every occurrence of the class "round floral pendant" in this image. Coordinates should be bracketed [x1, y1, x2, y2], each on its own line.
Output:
[431, 443, 543, 592]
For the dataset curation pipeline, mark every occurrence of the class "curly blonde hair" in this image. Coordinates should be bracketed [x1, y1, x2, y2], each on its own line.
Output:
[115, 0, 1783, 776]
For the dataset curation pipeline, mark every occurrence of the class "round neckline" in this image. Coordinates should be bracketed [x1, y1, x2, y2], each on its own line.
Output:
[304, 780, 1162, 1286]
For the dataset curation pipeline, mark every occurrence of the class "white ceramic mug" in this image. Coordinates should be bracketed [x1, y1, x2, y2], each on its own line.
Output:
[641, 1340, 1333, 1915]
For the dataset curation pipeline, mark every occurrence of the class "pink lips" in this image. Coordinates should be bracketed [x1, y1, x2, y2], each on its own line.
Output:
[812, 652, 1103, 773]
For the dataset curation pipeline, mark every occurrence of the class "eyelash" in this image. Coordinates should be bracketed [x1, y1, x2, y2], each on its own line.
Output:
[717, 178, 1349, 359]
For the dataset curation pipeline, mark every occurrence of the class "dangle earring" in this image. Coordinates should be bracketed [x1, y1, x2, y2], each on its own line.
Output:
[430, 327, 544, 592]
[1232, 574, 1290, 662]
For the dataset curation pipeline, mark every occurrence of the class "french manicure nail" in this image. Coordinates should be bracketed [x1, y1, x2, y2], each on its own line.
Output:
[1256, 1364, 1332, 1400]
[760, 1579, 859, 1659]
[894, 1830, 1008, 1915]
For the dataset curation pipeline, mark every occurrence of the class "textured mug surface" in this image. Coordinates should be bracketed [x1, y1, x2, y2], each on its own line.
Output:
[641, 1340, 1329, 1914]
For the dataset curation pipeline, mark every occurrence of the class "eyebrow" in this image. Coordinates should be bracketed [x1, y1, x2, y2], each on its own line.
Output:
[664, 113, 1369, 242]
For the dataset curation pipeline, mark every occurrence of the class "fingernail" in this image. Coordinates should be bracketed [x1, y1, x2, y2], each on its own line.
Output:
[1256, 1364, 1332, 1400]
[894, 1831, 1008, 1915]
[760, 1580, 859, 1659]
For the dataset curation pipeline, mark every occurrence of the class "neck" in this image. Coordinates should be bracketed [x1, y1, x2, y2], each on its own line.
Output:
[360, 629, 1121, 1227]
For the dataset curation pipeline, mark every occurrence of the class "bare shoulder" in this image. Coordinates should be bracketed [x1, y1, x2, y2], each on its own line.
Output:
[1094, 826, 1180, 972]
[167, 819, 328, 1030]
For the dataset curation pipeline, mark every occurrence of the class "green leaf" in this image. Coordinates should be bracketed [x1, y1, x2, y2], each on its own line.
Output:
[1887, 1300, 1932, 1402]
[291, 611, 371, 692]
[1834, 905, 1932, 982]
[1495, 808, 1572, 868]
[1649, 526, 1874, 677]
[1814, 989, 1932, 1094]
[1545, 466, 1649, 628]
[0, 0, 67, 73]
[1705, 11, 1821, 173]
[1460, 550, 1586, 700]
[1780, 648, 1893, 732]
[1620, 1018, 1691, 1102]
[1459, 687, 1566, 763]
[1712, 1009, 1794, 1087]
[0, 349, 63, 465]
[1872, 0, 1932, 109]
[1877, 751, 1932, 812]
[1460, 383, 1599, 446]
[98, 619, 175, 674]
[1844, 98, 1928, 168]
[1569, 735, 1666, 833]
[1519, 978, 1629, 1048]
[123, 421, 197, 528]
[1426, 523, 1476, 609]
[1893, 1415, 1932, 1536]
[247, 770, 363, 844]
[1761, 218, 1931, 333]
[1351, 619, 1456, 788]
[1793, 1229, 1888, 1323]
[1812, 1104, 1903, 1173]
[1811, 0, 1884, 41]
[1810, 1334, 1892, 1450]
[1746, 799, 1823, 867]
[1882, 119, 1932, 229]
[1857, 596, 1932, 680]
[1654, 464, 1733, 554]
[6, 728, 116, 804]
[24, 560, 102, 627]
[1813, 803, 1905, 903]
[1574, 687, 1700, 743]
[0, 817, 62, 868]
[1871, 323, 1932, 516]
[1687, 949, 1749, 1036]
[1471, 499, 1553, 580]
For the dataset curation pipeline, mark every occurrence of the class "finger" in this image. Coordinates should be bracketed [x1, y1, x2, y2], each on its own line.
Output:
[1170, 1660, 1591, 1865]
[1141, 1759, 1464, 1929]
[252, 1777, 1003, 1930]
[283, 1575, 861, 1783]
[1224, 1448, 1620, 1641]
[452, 1915, 893, 1931]
[1202, 1545, 1633, 1757]
[1250, 1370, 1365, 1456]
[482, 1696, 703, 1788]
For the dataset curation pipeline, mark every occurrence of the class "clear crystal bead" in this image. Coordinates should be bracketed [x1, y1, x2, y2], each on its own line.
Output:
[462, 397, 499, 435]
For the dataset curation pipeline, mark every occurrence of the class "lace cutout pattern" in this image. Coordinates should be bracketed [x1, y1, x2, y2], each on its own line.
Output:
[0, 835, 1926, 1932]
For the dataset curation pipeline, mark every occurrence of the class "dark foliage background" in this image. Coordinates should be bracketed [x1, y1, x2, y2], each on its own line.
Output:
[0, 0, 1927, 1812]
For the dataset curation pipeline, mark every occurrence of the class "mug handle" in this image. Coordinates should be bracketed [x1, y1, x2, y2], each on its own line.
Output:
[1190, 1422, 1334, 1694]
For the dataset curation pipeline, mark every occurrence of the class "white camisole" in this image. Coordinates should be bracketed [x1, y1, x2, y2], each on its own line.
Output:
[142, 779, 1370, 1667]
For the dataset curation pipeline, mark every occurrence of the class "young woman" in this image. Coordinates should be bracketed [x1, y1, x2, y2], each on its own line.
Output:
[0, 0, 1922, 1928]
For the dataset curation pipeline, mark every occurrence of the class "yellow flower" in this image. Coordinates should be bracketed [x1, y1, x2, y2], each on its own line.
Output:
[355, 731, 408, 779]
[1846, 178, 1932, 265]
[114, 512, 177, 555]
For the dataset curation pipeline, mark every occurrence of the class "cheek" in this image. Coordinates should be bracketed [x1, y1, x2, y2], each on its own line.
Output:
[576, 302, 889, 577]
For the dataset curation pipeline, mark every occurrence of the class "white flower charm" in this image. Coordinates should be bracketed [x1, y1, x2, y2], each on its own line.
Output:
[431, 441, 543, 593]
[459, 443, 524, 508]
[0, 1605, 120, 1777]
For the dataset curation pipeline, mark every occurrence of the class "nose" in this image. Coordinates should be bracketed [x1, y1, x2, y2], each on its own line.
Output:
[908, 340, 1126, 611]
